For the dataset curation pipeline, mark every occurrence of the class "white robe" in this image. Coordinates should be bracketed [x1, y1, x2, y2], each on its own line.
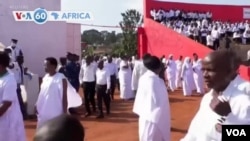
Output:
[133, 70, 171, 141]
[131, 60, 147, 91]
[119, 61, 134, 99]
[0, 73, 26, 141]
[36, 73, 82, 129]
[181, 57, 193, 96]
[166, 59, 177, 91]
[193, 59, 205, 94]
[181, 75, 250, 141]
[175, 60, 183, 88]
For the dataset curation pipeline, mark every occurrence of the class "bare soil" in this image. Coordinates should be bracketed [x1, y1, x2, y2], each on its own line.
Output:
[25, 89, 202, 141]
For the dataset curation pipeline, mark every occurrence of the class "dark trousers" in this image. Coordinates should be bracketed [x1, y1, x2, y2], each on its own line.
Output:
[96, 84, 110, 115]
[17, 85, 27, 119]
[201, 36, 207, 46]
[82, 81, 96, 114]
[69, 80, 80, 92]
[110, 75, 116, 99]
[117, 68, 120, 91]
[213, 39, 220, 50]
[207, 45, 214, 50]
[194, 35, 199, 42]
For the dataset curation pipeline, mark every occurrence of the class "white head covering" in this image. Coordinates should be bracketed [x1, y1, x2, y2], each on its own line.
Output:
[184, 57, 191, 66]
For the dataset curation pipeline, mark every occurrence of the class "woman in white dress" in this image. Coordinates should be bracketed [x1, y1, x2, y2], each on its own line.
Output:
[118, 57, 134, 100]
[193, 58, 205, 94]
[175, 55, 183, 88]
[181, 57, 193, 96]
[0, 51, 26, 141]
[165, 54, 177, 92]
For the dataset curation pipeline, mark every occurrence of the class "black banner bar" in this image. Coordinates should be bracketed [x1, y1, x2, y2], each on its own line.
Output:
[222, 125, 250, 141]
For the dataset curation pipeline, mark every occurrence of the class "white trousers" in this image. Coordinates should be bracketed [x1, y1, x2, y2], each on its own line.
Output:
[139, 118, 164, 141]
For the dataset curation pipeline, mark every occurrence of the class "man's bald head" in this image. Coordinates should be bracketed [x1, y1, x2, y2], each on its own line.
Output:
[202, 49, 241, 91]
[34, 114, 84, 141]
[203, 49, 240, 71]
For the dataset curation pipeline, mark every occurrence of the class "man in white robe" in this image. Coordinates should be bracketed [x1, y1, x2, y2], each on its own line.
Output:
[166, 54, 177, 92]
[36, 57, 82, 129]
[181, 50, 250, 141]
[131, 54, 150, 95]
[192, 53, 205, 94]
[118, 57, 134, 100]
[133, 55, 171, 141]
[0, 52, 26, 141]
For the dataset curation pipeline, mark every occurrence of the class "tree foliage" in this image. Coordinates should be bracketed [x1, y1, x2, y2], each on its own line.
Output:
[80, 9, 142, 57]
[119, 9, 142, 56]
[81, 29, 123, 46]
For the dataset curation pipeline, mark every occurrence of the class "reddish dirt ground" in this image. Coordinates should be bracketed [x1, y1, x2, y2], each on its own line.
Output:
[25, 89, 202, 141]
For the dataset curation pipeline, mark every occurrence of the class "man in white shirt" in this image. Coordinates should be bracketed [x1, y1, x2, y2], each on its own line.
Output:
[243, 29, 250, 44]
[79, 56, 96, 117]
[133, 55, 171, 141]
[207, 31, 214, 49]
[96, 60, 111, 118]
[181, 49, 250, 141]
[211, 26, 220, 50]
[200, 25, 208, 45]
[105, 56, 117, 100]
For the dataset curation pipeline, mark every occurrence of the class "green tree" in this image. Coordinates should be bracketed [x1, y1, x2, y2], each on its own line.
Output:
[119, 9, 142, 56]
[84, 46, 94, 56]
[100, 30, 117, 45]
[81, 29, 104, 45]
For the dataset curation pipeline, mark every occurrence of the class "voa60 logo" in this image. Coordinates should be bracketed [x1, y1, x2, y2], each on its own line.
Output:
[13, 8, 48, 24]
[13, 8, 93, 24]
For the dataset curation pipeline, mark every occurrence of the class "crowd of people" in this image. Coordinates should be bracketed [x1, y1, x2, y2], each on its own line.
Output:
[150, 9, 250, 50]
[161, 53, 205, 96]
[133, 49, 250, 140]
[1, 38, 250, 141]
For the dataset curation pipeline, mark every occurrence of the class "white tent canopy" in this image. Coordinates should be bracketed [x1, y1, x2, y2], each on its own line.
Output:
[155, 0, 250, 6]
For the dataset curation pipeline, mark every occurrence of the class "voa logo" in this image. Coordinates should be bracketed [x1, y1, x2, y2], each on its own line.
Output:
[14, 8, 48, 24]
[226, 129, 247, 136]
[15, 12, 32, 20]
